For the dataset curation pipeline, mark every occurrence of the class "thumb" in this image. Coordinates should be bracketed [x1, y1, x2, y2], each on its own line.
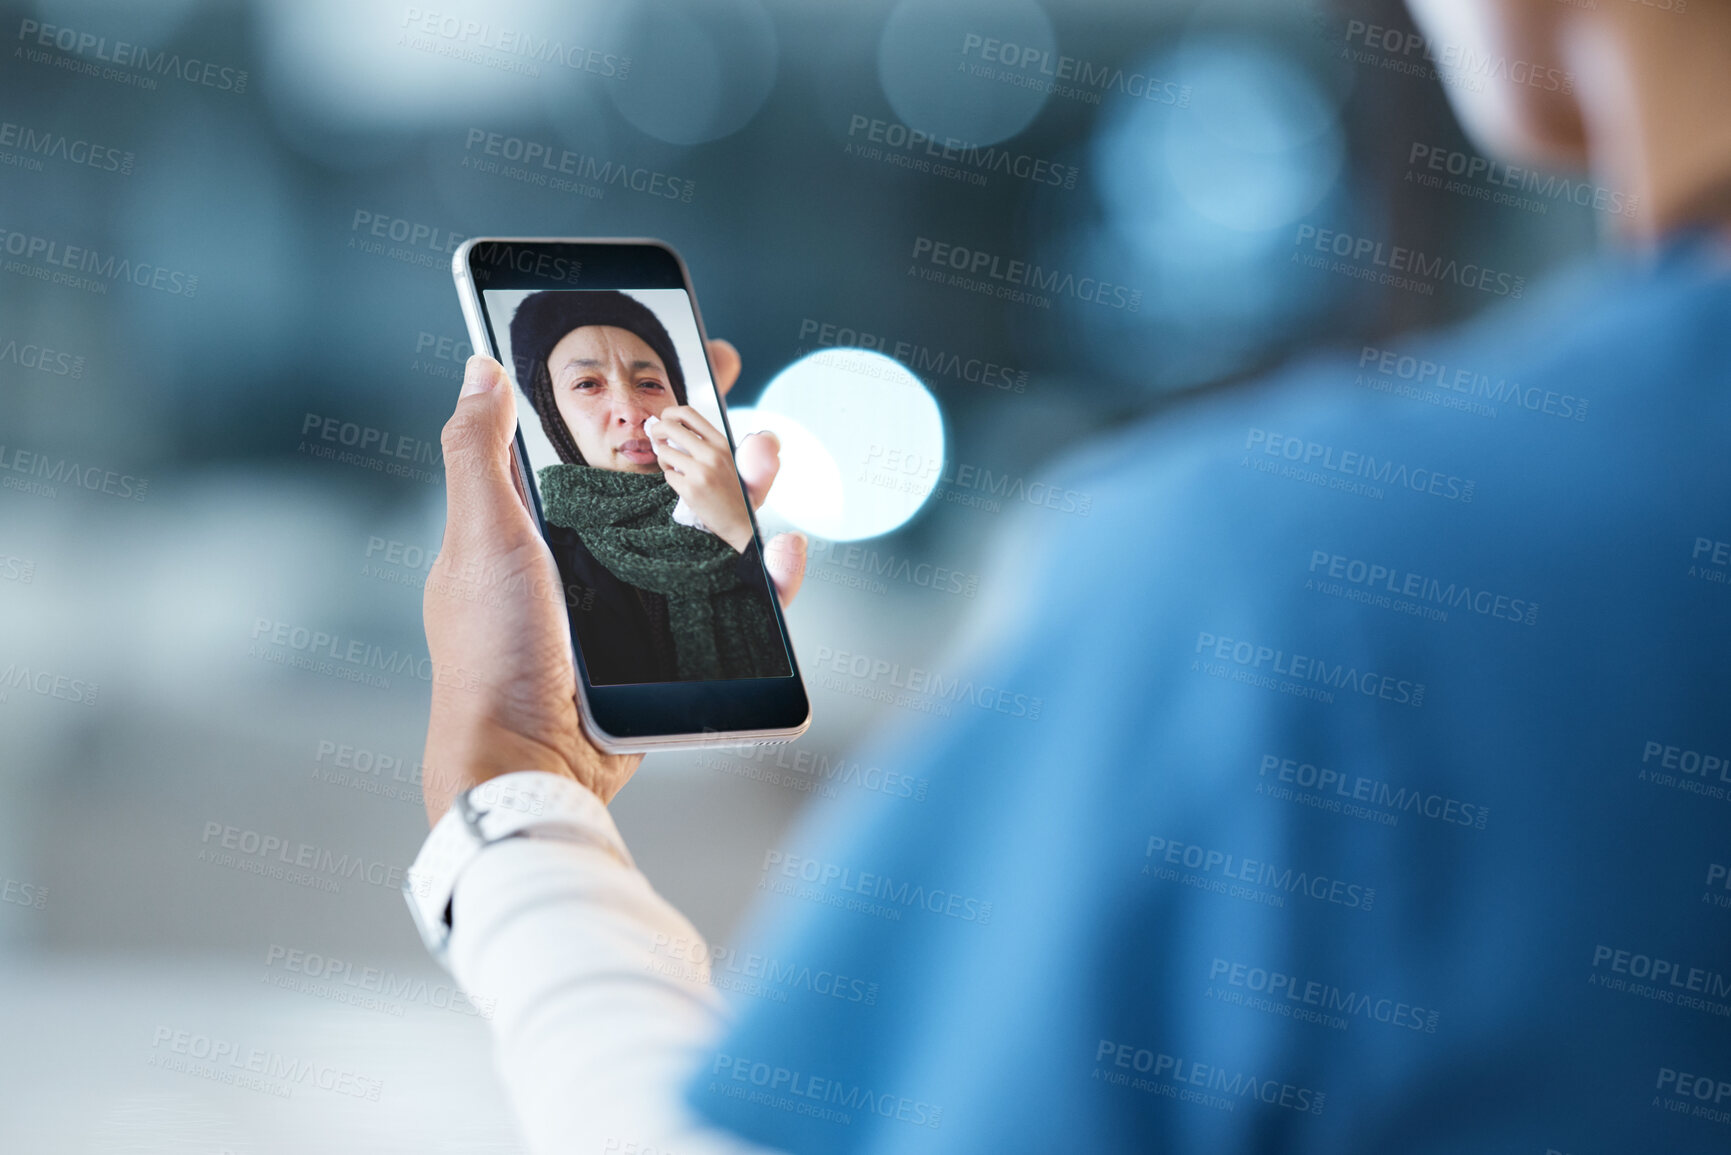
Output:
[440, 356, 531, 551]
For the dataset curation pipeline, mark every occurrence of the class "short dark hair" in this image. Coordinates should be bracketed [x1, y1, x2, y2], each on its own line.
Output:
[508, 290, 688, 466]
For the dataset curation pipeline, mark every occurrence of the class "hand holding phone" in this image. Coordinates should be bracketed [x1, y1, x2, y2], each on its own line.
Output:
[449, 238, 813, 754]
[420, 346, 808, 823]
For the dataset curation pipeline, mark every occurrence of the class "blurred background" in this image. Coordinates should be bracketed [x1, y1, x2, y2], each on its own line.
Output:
[0, 0, 1605, 1149]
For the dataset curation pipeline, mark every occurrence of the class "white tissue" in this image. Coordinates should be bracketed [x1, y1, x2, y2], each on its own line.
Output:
[644, 415, 711, 533]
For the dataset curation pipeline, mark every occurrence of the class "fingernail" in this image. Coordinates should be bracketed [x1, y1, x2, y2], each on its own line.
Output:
[461, 356, 496, 397]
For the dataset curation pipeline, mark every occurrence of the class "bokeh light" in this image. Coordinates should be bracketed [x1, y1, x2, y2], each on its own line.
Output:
[604, 0, 778, 146]
[876, 0, 1053, 147]
[732, 348, 944, 541]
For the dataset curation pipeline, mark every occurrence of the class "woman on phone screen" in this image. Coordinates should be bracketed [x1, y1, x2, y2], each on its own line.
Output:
[510, 289, 790, 685]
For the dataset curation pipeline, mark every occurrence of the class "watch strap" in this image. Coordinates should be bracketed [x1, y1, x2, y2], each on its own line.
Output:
[402, 771, 628, 965]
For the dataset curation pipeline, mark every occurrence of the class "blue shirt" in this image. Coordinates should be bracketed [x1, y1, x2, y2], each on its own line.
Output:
[687, 231, 1731, 1154]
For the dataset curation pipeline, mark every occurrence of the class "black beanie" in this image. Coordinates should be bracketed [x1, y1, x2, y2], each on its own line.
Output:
[508, 290, 689, 466]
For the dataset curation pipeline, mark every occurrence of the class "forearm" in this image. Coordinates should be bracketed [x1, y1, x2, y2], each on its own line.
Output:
[443, 805, 784, 1155]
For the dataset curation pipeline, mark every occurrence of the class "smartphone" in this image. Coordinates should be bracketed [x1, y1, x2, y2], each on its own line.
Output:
[451, 237, 810, 753]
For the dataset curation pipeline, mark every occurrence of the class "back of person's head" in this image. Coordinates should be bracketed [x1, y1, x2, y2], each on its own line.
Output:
[1403, 0, 1731, 238]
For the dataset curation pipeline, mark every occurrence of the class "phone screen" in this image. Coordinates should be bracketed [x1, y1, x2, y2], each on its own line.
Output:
[479, 286, 794, 687]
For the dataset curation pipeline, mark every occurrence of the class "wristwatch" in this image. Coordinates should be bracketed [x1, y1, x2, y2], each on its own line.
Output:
[402, 770, 628, 968]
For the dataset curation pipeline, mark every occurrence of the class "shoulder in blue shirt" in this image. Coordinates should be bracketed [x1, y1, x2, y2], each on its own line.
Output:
[689, 235, 1731, 1154]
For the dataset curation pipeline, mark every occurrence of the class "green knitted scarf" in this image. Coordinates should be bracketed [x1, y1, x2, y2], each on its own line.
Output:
[537, 463, 788, 681]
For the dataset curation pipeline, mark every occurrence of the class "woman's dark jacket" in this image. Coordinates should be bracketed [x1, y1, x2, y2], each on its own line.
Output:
[546, 523, 789, 685]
